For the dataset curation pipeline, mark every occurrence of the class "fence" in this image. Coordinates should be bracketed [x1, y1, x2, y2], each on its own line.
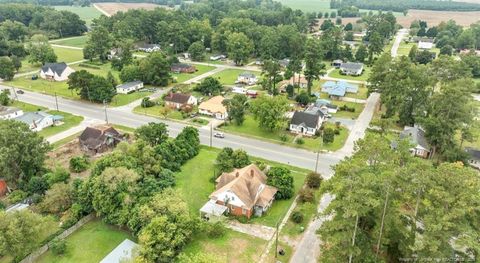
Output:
[19, 214, 95, 263]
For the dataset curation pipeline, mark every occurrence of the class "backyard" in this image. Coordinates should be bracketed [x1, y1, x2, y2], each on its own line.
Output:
[331, 101, 365, 119]
[18, 46, 84, 74]
[328, 66, 371, 82]
[36, 219, 134, 263]
[172, 64, 216, 83]
[50, 36, 88, 48]
[210, 69, 261, 85]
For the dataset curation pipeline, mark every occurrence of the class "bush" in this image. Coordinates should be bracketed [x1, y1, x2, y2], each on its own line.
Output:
[334, 128, 340, 135]
[291, 211, 304, 224]
[306, 172, 322, 189]
[50, 239, 67, 255]
[141, 97, 156, 108]
[298, 188, 315, 203]
[205, 222, 226, 238]
[27, 176, 49, 195]
[44, 168, 70, 185]
[280, 134, 288, 142]
[296, 138, 305, 145]
[8, 190, 28, 203]
[69, 156, 90, 173]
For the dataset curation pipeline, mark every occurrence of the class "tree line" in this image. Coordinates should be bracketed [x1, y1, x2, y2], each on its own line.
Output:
[332, 0, 480, 12]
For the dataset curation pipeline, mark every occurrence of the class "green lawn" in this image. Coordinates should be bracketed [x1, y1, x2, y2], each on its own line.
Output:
[17, 46, 84, 74]
[397, 41, 415, 57]
[50, 36, 88, 48]
[133, 104, 188, 121]
[7, 77, 78, 99]
[210, 69, 261, 85]
[70, 62, 119, 78]
[53, 6, 102, 26]
[172, 64, 216, 84]
[36, 219, 134, 263]
[282, 189, 322, 237]
[276, 0, 332, 12]
[331, 100, 365, 119]
[182, 228, 267, 262]
[220, 115, 349, 152]
[110, 91, 153, 107]
[175, 147, 310, 227]
[328, 67, 371, 82]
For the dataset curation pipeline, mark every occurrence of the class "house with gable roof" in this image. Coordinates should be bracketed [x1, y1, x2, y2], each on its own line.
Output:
[392, 125, 431, 159]
[40, 62, 75, 81]
[321, 81, 359, 99]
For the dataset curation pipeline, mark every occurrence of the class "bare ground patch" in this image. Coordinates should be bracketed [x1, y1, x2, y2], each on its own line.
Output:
[94, 2, 170, 16]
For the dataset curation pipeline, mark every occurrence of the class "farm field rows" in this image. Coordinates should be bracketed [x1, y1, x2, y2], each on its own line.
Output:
[54, 5, 102, 26]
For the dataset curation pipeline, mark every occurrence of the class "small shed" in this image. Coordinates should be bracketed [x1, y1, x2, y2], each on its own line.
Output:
[200, 200, 228, 221]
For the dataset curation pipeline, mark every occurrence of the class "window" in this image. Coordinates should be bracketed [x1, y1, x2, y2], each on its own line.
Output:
[242, 208, 247, 215]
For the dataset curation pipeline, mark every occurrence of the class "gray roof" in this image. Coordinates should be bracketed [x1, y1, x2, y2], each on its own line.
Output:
[340, 62, 363, 71]
[116, 81, 143, 90]
[0, 106, 21, 116]
[291, 111, 321, 128]
[15, 112, 51, 125]
[41, 62, 68, 76]
[239, 72, 256, 78]
[100, 239, 138, 263]
[400, 126, 430, 150]
[465, 147, 480, 161]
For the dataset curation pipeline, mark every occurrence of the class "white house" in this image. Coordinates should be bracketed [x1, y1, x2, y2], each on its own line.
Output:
[210, 54, 226, 61]
[236, 72, 258, 85]
[15, 111, 57, 132]
[40, 62, 75, 81]
[232, 86, 247, 94]
[418, 41, 434, 50]
[289, 111, 324, 136]
[116, 81, 144, 94]
[392, 125, 431, 159]
[198, 96, 228, 120]
[136, 44, 160, 53]
[340, 62, 364, 76]
[0, 106, 24, 120]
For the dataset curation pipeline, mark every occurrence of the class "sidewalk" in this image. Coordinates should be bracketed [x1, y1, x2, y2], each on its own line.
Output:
[225, 221, 275, 241]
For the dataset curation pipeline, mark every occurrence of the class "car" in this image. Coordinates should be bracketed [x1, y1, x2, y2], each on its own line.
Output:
[31, 75, 38, 80]
[214, 132, 225, 138]
[16, 90, 24, 94]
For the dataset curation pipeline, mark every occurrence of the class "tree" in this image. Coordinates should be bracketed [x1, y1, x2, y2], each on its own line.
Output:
[336, 17, 342, 25]
[215, 147, 251, 173]
[26, 34, 57, 65]
[110, 40, 134, 70]
[194, 77, 223, 95]
[344, 22, 353, 31]
[10, 55, 21, 72]
[0, 57, 15, 81]
[368, 31, 384, 63]
[323, 127, 335, 144]
[69, 155, 90, 173]
[0, 89, 10, 106]
[344, 31, 354, 41]
[261, 60, 282, 95]
[408, 44, 418, 61]
[120, 64, 142, 83]
[306, 172, 322, 189]
[68, 70, 116, 103]
[39, 183, 72, 215]
[135, 122, 169, 146]
[188, 41, 205, 61]
[439, 45, 453, 56]
[320, 19, 334, 31]
[355, 44, 368, 62]
[415, 50, 434, 64]
[267, 167, 294, 199]
[0, 120, 50, 186]
[304, 38, 325, 95]
[0, 210, 48, 259]
[83, 26, 113, 62]
[295, 91, 310, 105]
[226, 32, 253, 65]
[140, 52, 171, 86]
[250, 95, 290, 131]
[224, 94, 248, 125]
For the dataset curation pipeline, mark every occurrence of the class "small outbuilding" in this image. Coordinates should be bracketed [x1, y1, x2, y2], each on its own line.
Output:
[100, 239, 139, 263]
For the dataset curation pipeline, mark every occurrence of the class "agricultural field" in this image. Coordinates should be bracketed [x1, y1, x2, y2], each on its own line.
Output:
[53, 5, 102, 26]
[94, 2, 169, 16]
[396, 9, 480, 27]
[50, 36, 88, 48]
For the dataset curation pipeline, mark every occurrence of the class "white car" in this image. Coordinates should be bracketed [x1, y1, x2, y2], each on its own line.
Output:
[214, 132, 225, 138]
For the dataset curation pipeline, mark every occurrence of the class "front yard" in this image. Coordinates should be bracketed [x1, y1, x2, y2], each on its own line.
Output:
[328, 66, 371, 82]
[110, 91, 153, 107]
[17, 46, 84, 74]
[210, 69, 261, 85]
[172, 64, 216, 83]
[330, 101, 365, 119]
[36, 219, 134, 263]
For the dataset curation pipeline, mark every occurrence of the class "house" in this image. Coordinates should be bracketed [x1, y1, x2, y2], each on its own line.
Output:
[164, 93, 197, 109]
[198, 96, 228, 120]
[465, 147, 480, 170]
[393, 126, 431, 159]
[40, 62, 75, 81]
[116, 81, 144, 94]
[205, 164, 278, 218]
[246, 90, 258, 98]
[331, 59, 343, 68]
[236, 72, 258, 85]
[15, 112, 60, 131]
[418, 41, 434, 50]
[136, 43, 160, 53]
[232, 86, 247, 94]
[315, 99, 338, 113]
[171, 63, 196, 74]
[321, 81, 359, 99]
[210, 54, 226, 61]
[279, 58, 290, 68]
[0, 179, 8, 197]
[340, 62, 364, 76]
[289, 110, 324, 136]
[107, 48, 123, 60]
[0, 106, 23, 120]
[79, 126, 123, 155]
[100, 239, 139, 263]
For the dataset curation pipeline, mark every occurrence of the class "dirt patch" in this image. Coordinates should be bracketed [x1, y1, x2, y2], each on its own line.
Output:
[46, 139, 96, 178]
[94, 2, 170, 16]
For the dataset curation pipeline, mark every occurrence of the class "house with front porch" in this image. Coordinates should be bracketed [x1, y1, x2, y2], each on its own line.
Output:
[289, 110, 325, 136]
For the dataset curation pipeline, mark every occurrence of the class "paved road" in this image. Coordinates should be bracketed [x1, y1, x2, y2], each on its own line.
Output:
[51, 44, 83, 50]
[184, 67, 225, 84]
[391, 29, 409, 58]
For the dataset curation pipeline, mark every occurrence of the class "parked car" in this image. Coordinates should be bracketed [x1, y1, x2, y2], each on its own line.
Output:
[31, 75, 38, 80]
[16, 90, 24, 94]
[214, 132, 225, 138]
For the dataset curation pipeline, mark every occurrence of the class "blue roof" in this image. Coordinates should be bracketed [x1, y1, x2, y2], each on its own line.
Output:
[315, 99, 331, 106]
[321, 81, 358, 97]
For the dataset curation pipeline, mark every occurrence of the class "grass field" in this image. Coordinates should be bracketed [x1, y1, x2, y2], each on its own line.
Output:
[110, 91, 153, 107]
[211, 69, 261, 85]
[70, 62, 119, 78]
[182, 228, 267, 262]
[175, 147, 310, 227]
[50, 36, 88, 48]
[331, 101, 365, 119]
[8, 77, 77, 99]
[173, 64, 216, 84]
[220, 116, 348, 152]
[53, 6, 102, 26]
[397, 41, 416, 57]
[36, 219, 134, 263]
[17, 46, 84, 74]
[276, 0, 333, 12]
[328, 67, 371, 82]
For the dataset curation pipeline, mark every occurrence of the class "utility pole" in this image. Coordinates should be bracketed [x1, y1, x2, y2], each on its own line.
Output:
[275, 221, 279, 259]
[10, 87, 18, 101]
[315, 131, 323, 173]
[103, 100, 109, 124]
[54, 92, 59, 111]
[210, 122, 213, 147]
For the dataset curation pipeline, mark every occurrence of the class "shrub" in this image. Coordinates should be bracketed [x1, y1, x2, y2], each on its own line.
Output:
[205, 222, 226, 238]
[237, 215, 250, 224]
[27, 176, 49, 195]
[306, 172, 322, 189]
[141, 97, 156, 108]
[291, 211, 304, 224]
[296, 138, 305, 145]
[280, 134, 288, 142]
[298, 188, 315, 203]
[44, 168, 71, 186]
[8, 190, 28, 203]
[323, 128, 335, 144]
[31, 193, 42, 204]
[50, 239, 67, 255]
[334, 128, 340, 135]
[69, 156, 90, 173]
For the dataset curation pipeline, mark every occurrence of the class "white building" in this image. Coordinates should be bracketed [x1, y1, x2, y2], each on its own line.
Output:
[289, 111, 324, 136]
[116, 81, 144, 94]
[15, 112, 60, 132]
[0, 106, 24, 120]
[40, 62, 75, 81]
[236, 72, 258, 85]
[418, 41, 434, 50]
[198, 96, 228, 120]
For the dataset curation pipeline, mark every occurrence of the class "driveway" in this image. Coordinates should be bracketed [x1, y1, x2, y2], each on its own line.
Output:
[327, 117, 356, 130]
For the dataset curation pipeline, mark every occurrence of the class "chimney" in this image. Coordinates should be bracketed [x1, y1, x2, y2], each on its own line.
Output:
[250, 169, 254, 177]
[235, 172, 239, 177]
